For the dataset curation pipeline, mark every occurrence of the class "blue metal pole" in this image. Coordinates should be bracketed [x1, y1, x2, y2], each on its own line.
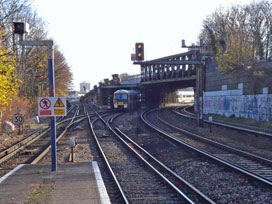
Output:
[48, 44, 57, 171]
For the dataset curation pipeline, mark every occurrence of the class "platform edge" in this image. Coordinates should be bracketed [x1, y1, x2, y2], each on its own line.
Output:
[92, 161, 111, 204]
[0, 164, 25, 184]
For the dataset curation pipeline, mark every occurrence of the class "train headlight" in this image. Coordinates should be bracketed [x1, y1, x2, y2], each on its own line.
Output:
[124, 105, 127, 108]
[114, 105, 118, 108]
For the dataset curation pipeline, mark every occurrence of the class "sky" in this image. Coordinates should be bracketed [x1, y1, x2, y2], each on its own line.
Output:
[31, 0, 254, 91]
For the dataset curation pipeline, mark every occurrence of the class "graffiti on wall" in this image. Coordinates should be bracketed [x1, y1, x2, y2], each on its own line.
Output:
[204, 92, 272, 121]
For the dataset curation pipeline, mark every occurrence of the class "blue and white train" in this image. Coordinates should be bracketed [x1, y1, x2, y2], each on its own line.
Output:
[113, 89, 140, 110]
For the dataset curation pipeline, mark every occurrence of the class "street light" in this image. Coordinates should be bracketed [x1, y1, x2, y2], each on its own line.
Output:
[13, 22, 57, 171]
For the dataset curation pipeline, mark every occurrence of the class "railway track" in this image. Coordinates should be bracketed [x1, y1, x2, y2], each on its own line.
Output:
[36, 105, 125, 204]
[175, 106, 272, 138]
[143, 108, 272, 185]
[90, 108, 215, 203]
[88, 110, 129, 203]
[0, 105, 83, 177]
[159, 108, 272, 183]
[136, 108, 272, 203]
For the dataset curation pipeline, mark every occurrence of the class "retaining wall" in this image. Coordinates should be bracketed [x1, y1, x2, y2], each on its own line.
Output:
[204, 61, 272, 121]
[203, 89, 272, 121]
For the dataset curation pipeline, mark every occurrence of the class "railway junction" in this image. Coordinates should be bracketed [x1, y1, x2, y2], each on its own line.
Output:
[2, 1, 272, 203]
[1, 103, 272, 203]
[1, 41, 272, 204]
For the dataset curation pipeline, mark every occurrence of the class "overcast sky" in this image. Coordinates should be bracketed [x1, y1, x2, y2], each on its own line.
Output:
[31, 0, 254, 91]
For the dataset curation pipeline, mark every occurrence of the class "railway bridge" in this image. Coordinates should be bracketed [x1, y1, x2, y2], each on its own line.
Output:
[134, 48, 213, 125]
[96, 48, 213, 125]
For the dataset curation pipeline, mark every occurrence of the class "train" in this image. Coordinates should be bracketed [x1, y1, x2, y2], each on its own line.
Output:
[113, 89, 140, 110]
[177, 90, 194, 103]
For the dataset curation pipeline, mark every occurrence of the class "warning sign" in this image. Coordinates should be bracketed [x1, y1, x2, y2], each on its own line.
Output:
[40, 110, 52, 116]
[38, 97, 66, 117]
[54, 98, 65, 107]
[54, 109, 65, 115]
[40, 98, 51, 109]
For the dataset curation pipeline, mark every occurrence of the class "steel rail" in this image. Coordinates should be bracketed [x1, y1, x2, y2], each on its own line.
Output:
[0, 129, 45, 159]
[0, 113, 90, 164]
[158, 110, 272, 167]
[88, 108, 129, 204]
[142, 108, 272, 187]
[113, 127, 215, 204]
[31, 108, 111, 164]
[174, 106, 272, 138]
[157, 109, 272, 181]
[31, 106, 82, 164]
[0, 129, 49, 165]
[100, 113, 199, 204]
[0, 105, 95, 166]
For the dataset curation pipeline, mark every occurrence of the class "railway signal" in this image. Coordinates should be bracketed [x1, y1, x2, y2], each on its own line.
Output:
[135, 42, 144, 61]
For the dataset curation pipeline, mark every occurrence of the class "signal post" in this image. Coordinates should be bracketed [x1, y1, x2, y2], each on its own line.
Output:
[13, 22, 66, 171]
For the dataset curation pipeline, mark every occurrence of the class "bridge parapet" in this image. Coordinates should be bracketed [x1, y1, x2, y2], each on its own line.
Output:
[134, 50, 204, 83]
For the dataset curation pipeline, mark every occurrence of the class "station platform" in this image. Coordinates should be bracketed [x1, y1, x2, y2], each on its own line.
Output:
[0, 162, 111, 204]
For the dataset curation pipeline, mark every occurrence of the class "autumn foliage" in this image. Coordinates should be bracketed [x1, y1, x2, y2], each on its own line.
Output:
[216, 34, 256, 74]
[0, 28, 20, 112]
[0, 0, 73, 126]
[200, 0, 272, 77]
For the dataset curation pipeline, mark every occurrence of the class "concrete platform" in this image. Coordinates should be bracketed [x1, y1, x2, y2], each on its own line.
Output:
[0, 162, 111, 204]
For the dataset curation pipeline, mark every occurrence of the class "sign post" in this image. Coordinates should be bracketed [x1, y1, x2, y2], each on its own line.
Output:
[48, 44, 57, 171]
[13, 114, 24, 134]
[38, 97, 67, 117]
[38, 96, 67, 171]
[18, 40, 57, 171]
[14, 22, 61, 171]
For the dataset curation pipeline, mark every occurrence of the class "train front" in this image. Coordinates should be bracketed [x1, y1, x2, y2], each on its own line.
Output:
[113, 91, 128, 109]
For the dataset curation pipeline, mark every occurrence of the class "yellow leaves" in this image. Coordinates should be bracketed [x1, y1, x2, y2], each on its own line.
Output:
[37, 61, 45, 68]
[216, 34, 256, 73]
[0, 28, 20, 112]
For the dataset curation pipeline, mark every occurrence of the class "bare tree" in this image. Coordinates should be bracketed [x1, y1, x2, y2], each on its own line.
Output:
[200, 1, 272, 60]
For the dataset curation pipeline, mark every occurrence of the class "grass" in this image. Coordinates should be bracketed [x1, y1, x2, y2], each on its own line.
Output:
[29, 122, 36, 129]
[208, 114, 272, 130]
[23, 179, 56, 204]
[36, 170, 44, 174]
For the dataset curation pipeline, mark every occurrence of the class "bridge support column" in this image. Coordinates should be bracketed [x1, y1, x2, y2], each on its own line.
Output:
[196, 64, 204, 127]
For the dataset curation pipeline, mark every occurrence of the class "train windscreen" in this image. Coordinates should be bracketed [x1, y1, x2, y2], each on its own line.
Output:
[115, 93, 128, 101]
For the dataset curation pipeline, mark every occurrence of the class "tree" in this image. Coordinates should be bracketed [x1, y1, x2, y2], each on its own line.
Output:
[0, 0, 73, 100]
[54, 48, 73, 96]
[0, 27, 20, 112]
[200, 1, 272, 60]
[216, 32, 256, 76]
[0, 0, 73, 122]
[200, 0, 272, 79]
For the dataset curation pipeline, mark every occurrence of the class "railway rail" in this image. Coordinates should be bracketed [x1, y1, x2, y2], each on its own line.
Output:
[88, 109, 129, 203]
[0, 106, 79, 164]
[0, 105, 85, 177]
[143, 108, 272, 187]
[90, 108, 215, 203]
[175, 106, 272, 138]
[137, 108, 272, 202]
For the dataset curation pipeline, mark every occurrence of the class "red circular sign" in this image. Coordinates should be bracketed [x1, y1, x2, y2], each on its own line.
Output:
[40, 98, 51, 109]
